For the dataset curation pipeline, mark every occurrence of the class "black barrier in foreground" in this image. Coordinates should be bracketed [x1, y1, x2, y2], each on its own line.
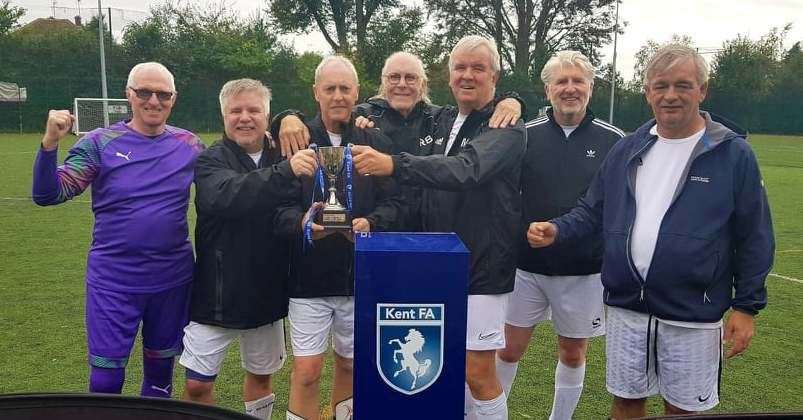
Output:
[0, 393, 256, 420]
[642, 413, 803, 419]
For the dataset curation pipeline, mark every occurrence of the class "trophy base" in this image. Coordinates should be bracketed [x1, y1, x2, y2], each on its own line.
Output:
[317, 209, 352, 230]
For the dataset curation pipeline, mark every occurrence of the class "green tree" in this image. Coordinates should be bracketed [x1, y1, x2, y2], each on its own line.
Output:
[426, 0, 619, 78]
[267, 0, 424, 75]
[708, 25, 790, 131]
[120, 1, 318, 131]
[770, 42, 803, 133]
[0, 0, 24, 37]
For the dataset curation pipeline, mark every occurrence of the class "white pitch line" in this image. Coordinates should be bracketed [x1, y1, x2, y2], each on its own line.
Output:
[769, 273, 803, 284]
[777, 249, 803, 254]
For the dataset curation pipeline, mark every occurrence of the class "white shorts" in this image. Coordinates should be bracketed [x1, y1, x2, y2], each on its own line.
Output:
[466, 294, 509, 351]
[288, 296, 354, 358]
[506, 269, 605, 338]
[606, 306, 722, 412]
[179, 320, 286, 377]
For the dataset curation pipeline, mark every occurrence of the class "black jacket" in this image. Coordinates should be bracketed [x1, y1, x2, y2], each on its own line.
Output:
[391, 102, 526, 295]
[191, 136, 297, 329]
[518, 108, 624, 275]
[355, 99, 442, 230]
[273, 114, 403, 298]
[355, 98, 442, 156]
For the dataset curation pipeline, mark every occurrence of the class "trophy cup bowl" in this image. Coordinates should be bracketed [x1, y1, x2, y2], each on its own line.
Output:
[315, 146, 352, 230]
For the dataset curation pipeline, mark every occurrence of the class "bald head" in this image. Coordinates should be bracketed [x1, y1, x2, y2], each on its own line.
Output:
[314, 56, 359, 85]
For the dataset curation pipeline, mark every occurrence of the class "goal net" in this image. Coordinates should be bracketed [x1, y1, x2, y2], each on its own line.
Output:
[73, 98, 132, 135]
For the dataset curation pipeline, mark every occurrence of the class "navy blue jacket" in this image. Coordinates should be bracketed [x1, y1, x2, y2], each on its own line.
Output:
[552, 112, 774, 322]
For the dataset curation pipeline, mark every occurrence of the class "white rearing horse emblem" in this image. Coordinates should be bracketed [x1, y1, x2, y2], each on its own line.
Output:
[388, 328, 432, 390]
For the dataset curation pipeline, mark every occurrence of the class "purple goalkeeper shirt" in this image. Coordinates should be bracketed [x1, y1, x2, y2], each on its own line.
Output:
[32, 120, 205, 293]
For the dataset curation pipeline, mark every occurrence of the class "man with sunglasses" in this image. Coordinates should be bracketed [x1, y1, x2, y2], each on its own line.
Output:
[33, 62, 204, 398]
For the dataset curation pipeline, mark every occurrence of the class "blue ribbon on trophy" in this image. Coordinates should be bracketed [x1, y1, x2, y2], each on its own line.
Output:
[344, 143, 353, 213]
[303, 143, 354, 249]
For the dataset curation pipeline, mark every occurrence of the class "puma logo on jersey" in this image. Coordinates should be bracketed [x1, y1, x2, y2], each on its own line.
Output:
[586, 149, 596, 158]
[115, 151, 132, 161]
[150, 384, 171, 395]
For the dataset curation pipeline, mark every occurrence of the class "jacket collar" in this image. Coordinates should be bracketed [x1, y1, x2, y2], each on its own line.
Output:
[545, 107, 596, 133]
[222, 134, 274, 168]
[365, 97, 431, 120]
[630, 110, 743, 156]
[307, 113, 354, 147]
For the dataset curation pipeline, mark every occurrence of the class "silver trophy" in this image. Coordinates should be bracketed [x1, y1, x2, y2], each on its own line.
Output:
[315, 146, 352, 230]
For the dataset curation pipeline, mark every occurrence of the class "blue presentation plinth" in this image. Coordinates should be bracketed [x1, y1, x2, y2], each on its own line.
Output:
[354, 232, 469, 419]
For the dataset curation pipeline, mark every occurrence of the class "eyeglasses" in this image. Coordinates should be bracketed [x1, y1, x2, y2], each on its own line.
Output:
[128, 87, 175, 101]
[384, 73, 420, 85]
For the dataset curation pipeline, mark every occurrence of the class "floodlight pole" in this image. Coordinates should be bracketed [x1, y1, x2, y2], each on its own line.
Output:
[98, 0, 109, 127]
[608, 0, 619, 124]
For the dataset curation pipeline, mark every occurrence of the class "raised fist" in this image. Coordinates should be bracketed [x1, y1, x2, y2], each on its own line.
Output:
[42, 110, 74, 151]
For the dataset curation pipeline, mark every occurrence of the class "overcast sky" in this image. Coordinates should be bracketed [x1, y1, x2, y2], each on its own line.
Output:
[14, 0, 803, 80]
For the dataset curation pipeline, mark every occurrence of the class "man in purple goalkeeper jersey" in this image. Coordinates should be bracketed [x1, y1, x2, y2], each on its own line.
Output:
[31, 62, 204, 397]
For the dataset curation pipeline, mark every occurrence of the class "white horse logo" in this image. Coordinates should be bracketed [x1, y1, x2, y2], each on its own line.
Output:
[388, 328, 432, 390]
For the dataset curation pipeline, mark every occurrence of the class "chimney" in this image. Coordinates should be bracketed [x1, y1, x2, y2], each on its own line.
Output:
[74, 15, 82, 26]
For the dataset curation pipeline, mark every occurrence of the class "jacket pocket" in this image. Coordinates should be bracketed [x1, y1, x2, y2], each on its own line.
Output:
[648, 234, 723, 320]
[702, 250, 720, 303]
[601, 231, 637, 294]
[214, 250, 224, 322]
[652, 234, 718, 291]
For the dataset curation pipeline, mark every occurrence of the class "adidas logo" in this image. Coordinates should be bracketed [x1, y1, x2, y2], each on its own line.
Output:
[586, 149, 596, 158]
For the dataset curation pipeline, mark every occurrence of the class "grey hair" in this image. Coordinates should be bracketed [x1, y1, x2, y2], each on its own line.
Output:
[314, 55, 359, 85]
[540, 50, 596, 85]
[644, 44, 709, 87]
[448, 35, 501, 73]
[218, 78, 272, 116]
[127, 62, 175, 91]
[376, 51, 431, 104]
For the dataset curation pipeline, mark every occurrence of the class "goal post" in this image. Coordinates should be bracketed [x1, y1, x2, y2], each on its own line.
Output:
[73, 98, 132, 135]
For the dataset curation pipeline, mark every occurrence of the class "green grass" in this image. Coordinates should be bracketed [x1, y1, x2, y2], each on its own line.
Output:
[0, 132, 801, 417]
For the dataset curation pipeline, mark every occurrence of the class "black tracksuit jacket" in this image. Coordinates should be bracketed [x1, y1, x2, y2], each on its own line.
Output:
[518, 108, 624, 275]
[354, 99, 442, 231]
[191, 136, 297, 329]
[391, 102, 526, 295]
[273, 115, 403, 298]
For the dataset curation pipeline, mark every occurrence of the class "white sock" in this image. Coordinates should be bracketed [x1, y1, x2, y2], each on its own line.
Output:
[464, 382, 477, 419]
[475, 391, 508, 420]
[548, 361, 585, 420]
[245, 393, 275, 420]
[334, 397, 353, 420]
[495, 357, 519, 400]
[285, 410, 305, 420]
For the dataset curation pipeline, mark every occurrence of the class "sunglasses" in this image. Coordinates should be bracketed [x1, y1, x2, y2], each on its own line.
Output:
[128, 87, 175, 101]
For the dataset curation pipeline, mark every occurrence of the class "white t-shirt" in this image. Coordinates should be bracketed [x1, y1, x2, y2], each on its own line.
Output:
[561, 124, 578, 138]
[247, 150, 262, 165]
[631, 125, 704, 281]
[445, 113, 468, 155]
[327, 131, 342, 147]
[633, 125, 721, 330]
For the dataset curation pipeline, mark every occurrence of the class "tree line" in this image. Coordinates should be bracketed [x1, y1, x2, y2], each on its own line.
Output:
[0, 0, 800, 134]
